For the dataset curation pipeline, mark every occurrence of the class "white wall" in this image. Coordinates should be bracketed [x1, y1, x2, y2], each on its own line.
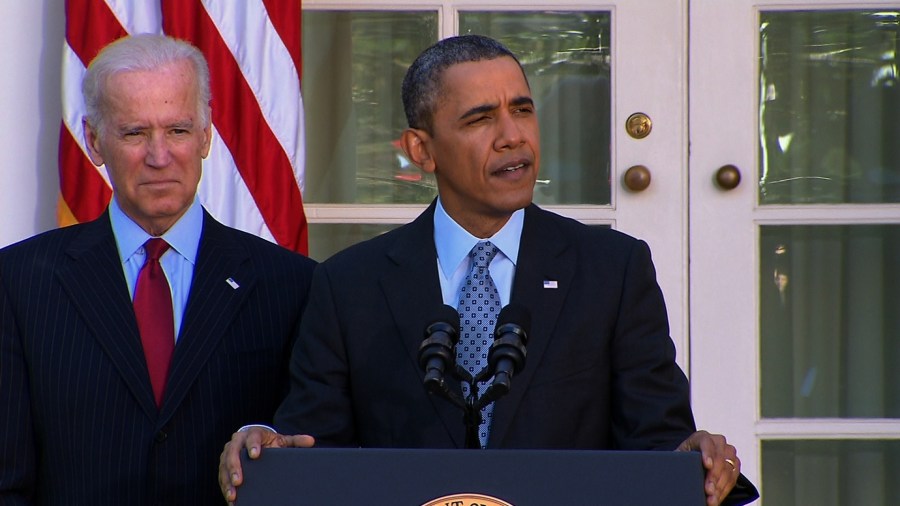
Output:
[0, 2, 64, 248]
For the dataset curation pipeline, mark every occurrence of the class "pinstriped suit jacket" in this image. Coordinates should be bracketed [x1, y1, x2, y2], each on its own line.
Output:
[0, 209, 316, 505]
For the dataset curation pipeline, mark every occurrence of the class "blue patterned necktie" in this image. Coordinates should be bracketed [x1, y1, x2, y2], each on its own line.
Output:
[456, 240, 502, 448]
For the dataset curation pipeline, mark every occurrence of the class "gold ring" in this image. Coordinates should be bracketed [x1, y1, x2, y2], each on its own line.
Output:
[724, 458, 737, 471]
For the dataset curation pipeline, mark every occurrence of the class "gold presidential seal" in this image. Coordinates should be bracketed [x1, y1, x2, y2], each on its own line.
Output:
[421, 493, 514, 506]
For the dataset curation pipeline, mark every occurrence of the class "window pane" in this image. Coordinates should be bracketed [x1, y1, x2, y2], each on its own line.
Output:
[302, 11, 438, 205]
[460, 11, 612, 205]
[759, 10, 900, 204]
[762, 440, 900, 505]
[759, 225, 900, 418]
[308, 223, 399, 261]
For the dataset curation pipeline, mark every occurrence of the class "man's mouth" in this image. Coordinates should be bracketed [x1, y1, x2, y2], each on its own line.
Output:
[495, 161, 528, 174]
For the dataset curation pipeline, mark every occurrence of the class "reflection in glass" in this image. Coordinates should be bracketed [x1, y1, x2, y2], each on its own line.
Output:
[759, 225, 900, 418]
[308, 223, 398, 261]
[460, 11, 612, 205]
[302, 12, 438, 205]
[758, 10, 900, 204]
[762, 440, 900, 505]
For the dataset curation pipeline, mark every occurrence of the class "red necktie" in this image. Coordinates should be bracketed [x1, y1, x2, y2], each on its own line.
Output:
[134, 238, 174, 407]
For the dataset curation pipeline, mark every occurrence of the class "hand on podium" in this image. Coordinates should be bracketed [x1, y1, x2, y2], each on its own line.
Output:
[676, 430, 741, 506]
[219, 426, 315, 505]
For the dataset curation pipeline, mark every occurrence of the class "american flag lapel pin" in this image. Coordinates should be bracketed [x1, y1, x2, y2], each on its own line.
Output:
[226, 277, 240, 289]
[543, 280, 558, 289]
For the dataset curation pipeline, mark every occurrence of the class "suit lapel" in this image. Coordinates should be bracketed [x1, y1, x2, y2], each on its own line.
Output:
[378, 203, 467, 447]
[488, 205, 576, 447]
[56, 214, 159, 419]
[159, 212, 254, 420]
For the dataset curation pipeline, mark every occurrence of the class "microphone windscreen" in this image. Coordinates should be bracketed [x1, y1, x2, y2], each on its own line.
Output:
[496, 303, 531, 333]
[429, 304, 461, 329]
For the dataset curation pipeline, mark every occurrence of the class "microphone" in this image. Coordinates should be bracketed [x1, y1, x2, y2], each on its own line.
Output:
[478, 303, 530, 406]
[418, 305, 460, 398]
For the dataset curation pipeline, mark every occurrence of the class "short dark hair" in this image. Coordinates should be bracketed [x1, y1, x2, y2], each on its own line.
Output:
[401, 34, 526, 134]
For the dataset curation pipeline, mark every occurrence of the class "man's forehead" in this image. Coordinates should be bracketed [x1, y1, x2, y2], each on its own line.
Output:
[439, 58, 530, 101]
[106, 60, 195, 88]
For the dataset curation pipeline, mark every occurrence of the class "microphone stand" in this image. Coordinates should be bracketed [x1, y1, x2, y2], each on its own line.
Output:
[454, 365, 510, 450]
[425, 364, 492, 449]
[427, 353, 526, 449]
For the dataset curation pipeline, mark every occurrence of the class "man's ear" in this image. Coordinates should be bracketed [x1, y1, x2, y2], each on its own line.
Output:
[201, 122, 212, 159]
[83, 118, 105, 167]
[399, 128, 436, 174]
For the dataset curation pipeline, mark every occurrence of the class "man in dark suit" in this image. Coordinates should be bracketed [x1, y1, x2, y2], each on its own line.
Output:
[0, 34, 315, 505]
[220, 35, 749, 506]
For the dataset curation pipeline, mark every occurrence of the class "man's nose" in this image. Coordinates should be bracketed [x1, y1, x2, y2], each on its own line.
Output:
[145, 134, 172, 167]
[493, 112, 525, 150]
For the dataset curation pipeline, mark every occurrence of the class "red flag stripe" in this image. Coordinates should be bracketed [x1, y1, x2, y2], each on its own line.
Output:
[262, 0, 302, 81]
[60, 0, 125, 225]
[58, 125, 112, 223]
[161, 0, 306, 252]
[65, 0, 128, 66]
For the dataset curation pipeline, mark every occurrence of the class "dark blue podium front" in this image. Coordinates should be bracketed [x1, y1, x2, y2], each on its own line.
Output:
[237, 447, 706, 505]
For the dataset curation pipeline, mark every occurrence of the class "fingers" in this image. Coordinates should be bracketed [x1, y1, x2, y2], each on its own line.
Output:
[705, 454, 739, 506]
[219, 430, 249, 504]
[677, 430, 739, 506]
[698, 435, 739, 506]
[218, 428, 316, 504]
[715, 453, 739, 492]
[218, 427, 272, 504]
[284, 434, 317, 448]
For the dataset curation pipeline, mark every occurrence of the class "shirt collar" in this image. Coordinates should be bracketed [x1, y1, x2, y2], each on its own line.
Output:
[434, 198, 523, 279]
[109, 196, 203, 265]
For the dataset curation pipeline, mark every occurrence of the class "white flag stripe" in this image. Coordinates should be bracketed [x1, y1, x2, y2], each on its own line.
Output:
[199, 128, 276, 242]
[201, 0, 304, 190]
[106, 0, 162, 35]
[61, 45, 111, 187]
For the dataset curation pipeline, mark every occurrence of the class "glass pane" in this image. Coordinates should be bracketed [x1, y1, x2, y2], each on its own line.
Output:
[762, 440, 900, 505]
[759, 225, 900, 418]
[308, 223, 398, 261]
[758, 10, 900, 204]
[460, 11, 612, 205]
[302, 11, 438, 205]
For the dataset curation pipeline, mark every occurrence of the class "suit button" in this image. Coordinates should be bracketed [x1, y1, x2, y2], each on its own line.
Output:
[155, 431, 167, 443]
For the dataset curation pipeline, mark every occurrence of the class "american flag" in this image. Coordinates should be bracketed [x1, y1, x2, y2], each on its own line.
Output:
[59, 0, 307, 253]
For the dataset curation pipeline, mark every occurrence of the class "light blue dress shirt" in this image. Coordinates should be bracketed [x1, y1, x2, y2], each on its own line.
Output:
[109, 196, 203, 340]
[434, 198, 523, 307]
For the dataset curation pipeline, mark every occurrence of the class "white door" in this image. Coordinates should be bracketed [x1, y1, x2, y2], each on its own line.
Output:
[690, 1, 900, 503]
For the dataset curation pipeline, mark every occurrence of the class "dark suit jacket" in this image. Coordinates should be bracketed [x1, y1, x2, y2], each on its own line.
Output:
[0, 210, 316, 505]
[275, 202, 695, 451]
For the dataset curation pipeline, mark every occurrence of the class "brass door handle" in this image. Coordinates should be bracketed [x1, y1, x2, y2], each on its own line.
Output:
[715, 164, 741, 190]
[624, 165, 651, 192]
[626, 112, 652, 139]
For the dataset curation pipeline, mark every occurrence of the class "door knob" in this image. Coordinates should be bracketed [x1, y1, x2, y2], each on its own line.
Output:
[624, 165, 651, 192]
[625, 112, 652, 139]
[715, 164, 741, 190]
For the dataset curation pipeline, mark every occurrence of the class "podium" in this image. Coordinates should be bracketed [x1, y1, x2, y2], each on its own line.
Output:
[237, 447, 707, 505]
